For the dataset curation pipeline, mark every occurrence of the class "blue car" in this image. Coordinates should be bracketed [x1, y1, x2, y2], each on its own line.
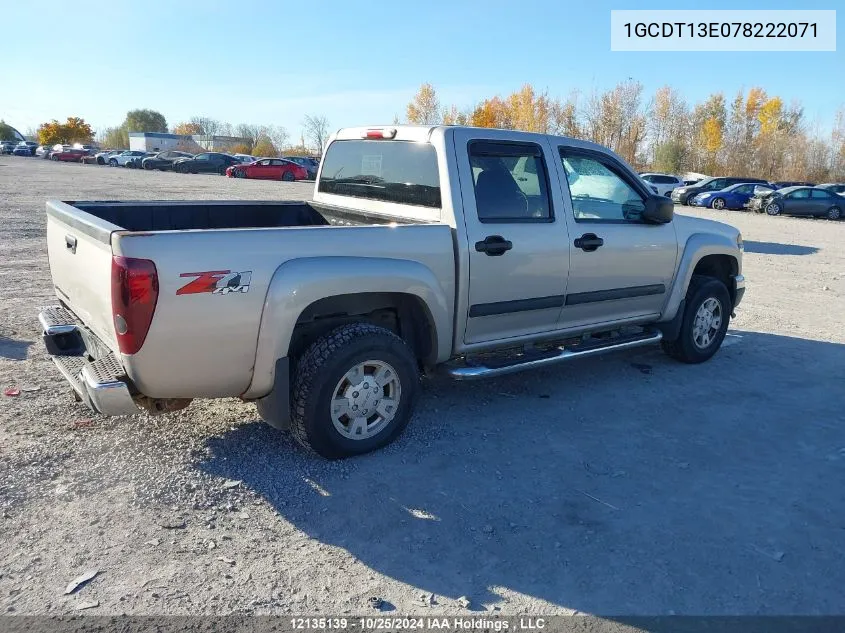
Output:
[692, 182, 775, 210]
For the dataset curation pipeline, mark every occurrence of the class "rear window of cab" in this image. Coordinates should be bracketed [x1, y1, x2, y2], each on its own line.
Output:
[318, 140, 441, 208]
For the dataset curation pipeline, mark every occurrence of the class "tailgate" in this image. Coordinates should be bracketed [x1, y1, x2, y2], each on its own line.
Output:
[46, 201, 119, 352]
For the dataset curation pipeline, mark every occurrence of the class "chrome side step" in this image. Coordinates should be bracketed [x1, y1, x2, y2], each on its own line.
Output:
[446, 330, 663, 380]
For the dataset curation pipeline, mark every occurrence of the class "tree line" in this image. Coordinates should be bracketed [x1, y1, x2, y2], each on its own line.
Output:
[32, 110, 331, 156]
[405, 83, 845, 183]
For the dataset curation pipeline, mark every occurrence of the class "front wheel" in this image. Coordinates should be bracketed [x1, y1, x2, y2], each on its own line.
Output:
[287, 323, 420, 459]
[218, 165, 227, 175]
[711, 197, 726, 210]
[661, 275, 731, 364]
[765, 202, 781, 216]
[97, 157, 105, 165]
[282, 170, 295, 181]
[108, 158, 118, 167]
[826, 206, 841, 221]
[51, 155, 58, 161]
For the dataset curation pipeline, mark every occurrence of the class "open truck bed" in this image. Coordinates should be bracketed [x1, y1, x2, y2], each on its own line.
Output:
[42, 199, 456, 414]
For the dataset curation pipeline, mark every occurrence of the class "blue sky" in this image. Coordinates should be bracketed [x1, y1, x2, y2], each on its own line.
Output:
[1, 0, 842, 140]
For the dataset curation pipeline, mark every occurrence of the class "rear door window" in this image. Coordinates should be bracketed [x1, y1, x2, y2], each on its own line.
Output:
[469, 141, 551, 221]
[318, 140, 441, 208]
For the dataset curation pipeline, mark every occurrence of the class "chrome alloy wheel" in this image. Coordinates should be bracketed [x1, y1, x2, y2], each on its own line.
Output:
[330, 360, 401, 440]
[692, 297, 723, 349]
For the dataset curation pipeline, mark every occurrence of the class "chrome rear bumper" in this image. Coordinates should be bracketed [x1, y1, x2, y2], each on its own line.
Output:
[39, 305, 138, 416]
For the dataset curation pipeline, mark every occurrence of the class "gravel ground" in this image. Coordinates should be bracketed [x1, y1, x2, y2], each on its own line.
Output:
[1, 157, 844, 616]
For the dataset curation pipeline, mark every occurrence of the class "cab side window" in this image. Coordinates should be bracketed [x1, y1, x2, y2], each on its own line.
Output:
[559, 151, 646, 222]
[469, 141, 552, 222]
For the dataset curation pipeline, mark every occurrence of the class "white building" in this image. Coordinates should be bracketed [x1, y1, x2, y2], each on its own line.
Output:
[129, 132, 250, 153]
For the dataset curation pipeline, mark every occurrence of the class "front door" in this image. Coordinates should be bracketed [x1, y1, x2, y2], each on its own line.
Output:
[553, 147, 679, 329]
[453, 130, 571, 345]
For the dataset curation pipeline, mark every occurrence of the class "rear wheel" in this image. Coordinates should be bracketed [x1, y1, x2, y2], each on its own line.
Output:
[826, 206, 841, 220]
[712, 197, 726, 210]
[661, 275, 731, 364]
[108, 158, 118, 167]
[282, 170, 295, 181]
[288, 323, 420, 459]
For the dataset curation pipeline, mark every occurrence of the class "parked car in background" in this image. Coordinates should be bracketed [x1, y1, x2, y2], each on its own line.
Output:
[226, 157, 308, 181]
[108, 150, 147, 167]
[639, 173, 684, 197]
[50, 148, 87, 162]
[691, 182, 776, 210]
[0, 141, 17, 154]
[14, 141, 38, 155]
[94, 150, 124, 165]
[173, 152, 240, 175]
[72, 143, 98, 153]
[749, 186, 843, 219]
[683, 179, 702, 186]
[817, 183, 845, 197]
[771, 181, 815, 189]
[232, 154, 257, 164]
[36, 145, 53, 158]
[125, 152, 156, 169]
[283, 156, 319, 179]
[13, 141, 37, 156]
[141, 150, 194, 171]
[671, 176, 770, 205]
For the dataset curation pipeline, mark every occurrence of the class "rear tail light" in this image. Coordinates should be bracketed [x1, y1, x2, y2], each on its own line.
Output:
[364, 127, 397, 139]
[111, 256, 159, 355]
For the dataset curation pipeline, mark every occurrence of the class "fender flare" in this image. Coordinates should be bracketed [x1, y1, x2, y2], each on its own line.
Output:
[659, 233, 740, 323]
[242, 257, 452, 399]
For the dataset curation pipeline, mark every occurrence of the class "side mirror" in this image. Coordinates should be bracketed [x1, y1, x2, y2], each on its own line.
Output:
[642, 195, 674, 224]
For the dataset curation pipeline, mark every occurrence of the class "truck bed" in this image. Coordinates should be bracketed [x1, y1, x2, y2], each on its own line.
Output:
[44, 198, 456, 401]
[65, 200, 419, 232]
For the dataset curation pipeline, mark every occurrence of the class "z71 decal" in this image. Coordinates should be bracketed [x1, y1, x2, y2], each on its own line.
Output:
[176, 270, 252, 296]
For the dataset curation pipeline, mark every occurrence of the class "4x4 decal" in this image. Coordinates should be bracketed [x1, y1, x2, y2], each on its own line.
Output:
[176, 270, 252, 295]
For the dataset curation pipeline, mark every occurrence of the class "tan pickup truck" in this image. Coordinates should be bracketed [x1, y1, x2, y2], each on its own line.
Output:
[40, 125, 745, 458]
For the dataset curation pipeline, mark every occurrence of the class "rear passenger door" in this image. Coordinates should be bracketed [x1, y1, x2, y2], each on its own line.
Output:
[453, 130, 571, 345]
[810, 188, 836, 215]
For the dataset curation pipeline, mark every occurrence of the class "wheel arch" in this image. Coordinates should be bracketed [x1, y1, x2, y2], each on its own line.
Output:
[241, 257, 452, 399]
[659, 234, 741, 323]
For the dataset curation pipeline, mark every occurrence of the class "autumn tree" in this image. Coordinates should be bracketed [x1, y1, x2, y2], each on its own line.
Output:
[699, 117, 723, 173]
[172, 122, 203, 135]
[37, 117, 94, 145]
[649, 86, 688, 168]
[123, 109, 167, 133]
[303, 115, 330, 153]
[252, 138, 279, 157]
[584, 80, 647, 166]
[470, 96, 510, 129]
[442, 106, 469, 126]
[406, 83, 441, 125]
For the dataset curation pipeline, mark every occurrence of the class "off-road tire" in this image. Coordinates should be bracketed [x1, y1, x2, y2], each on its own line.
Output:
[290, 323, 419, 459]
[661, 275, 731, 364]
